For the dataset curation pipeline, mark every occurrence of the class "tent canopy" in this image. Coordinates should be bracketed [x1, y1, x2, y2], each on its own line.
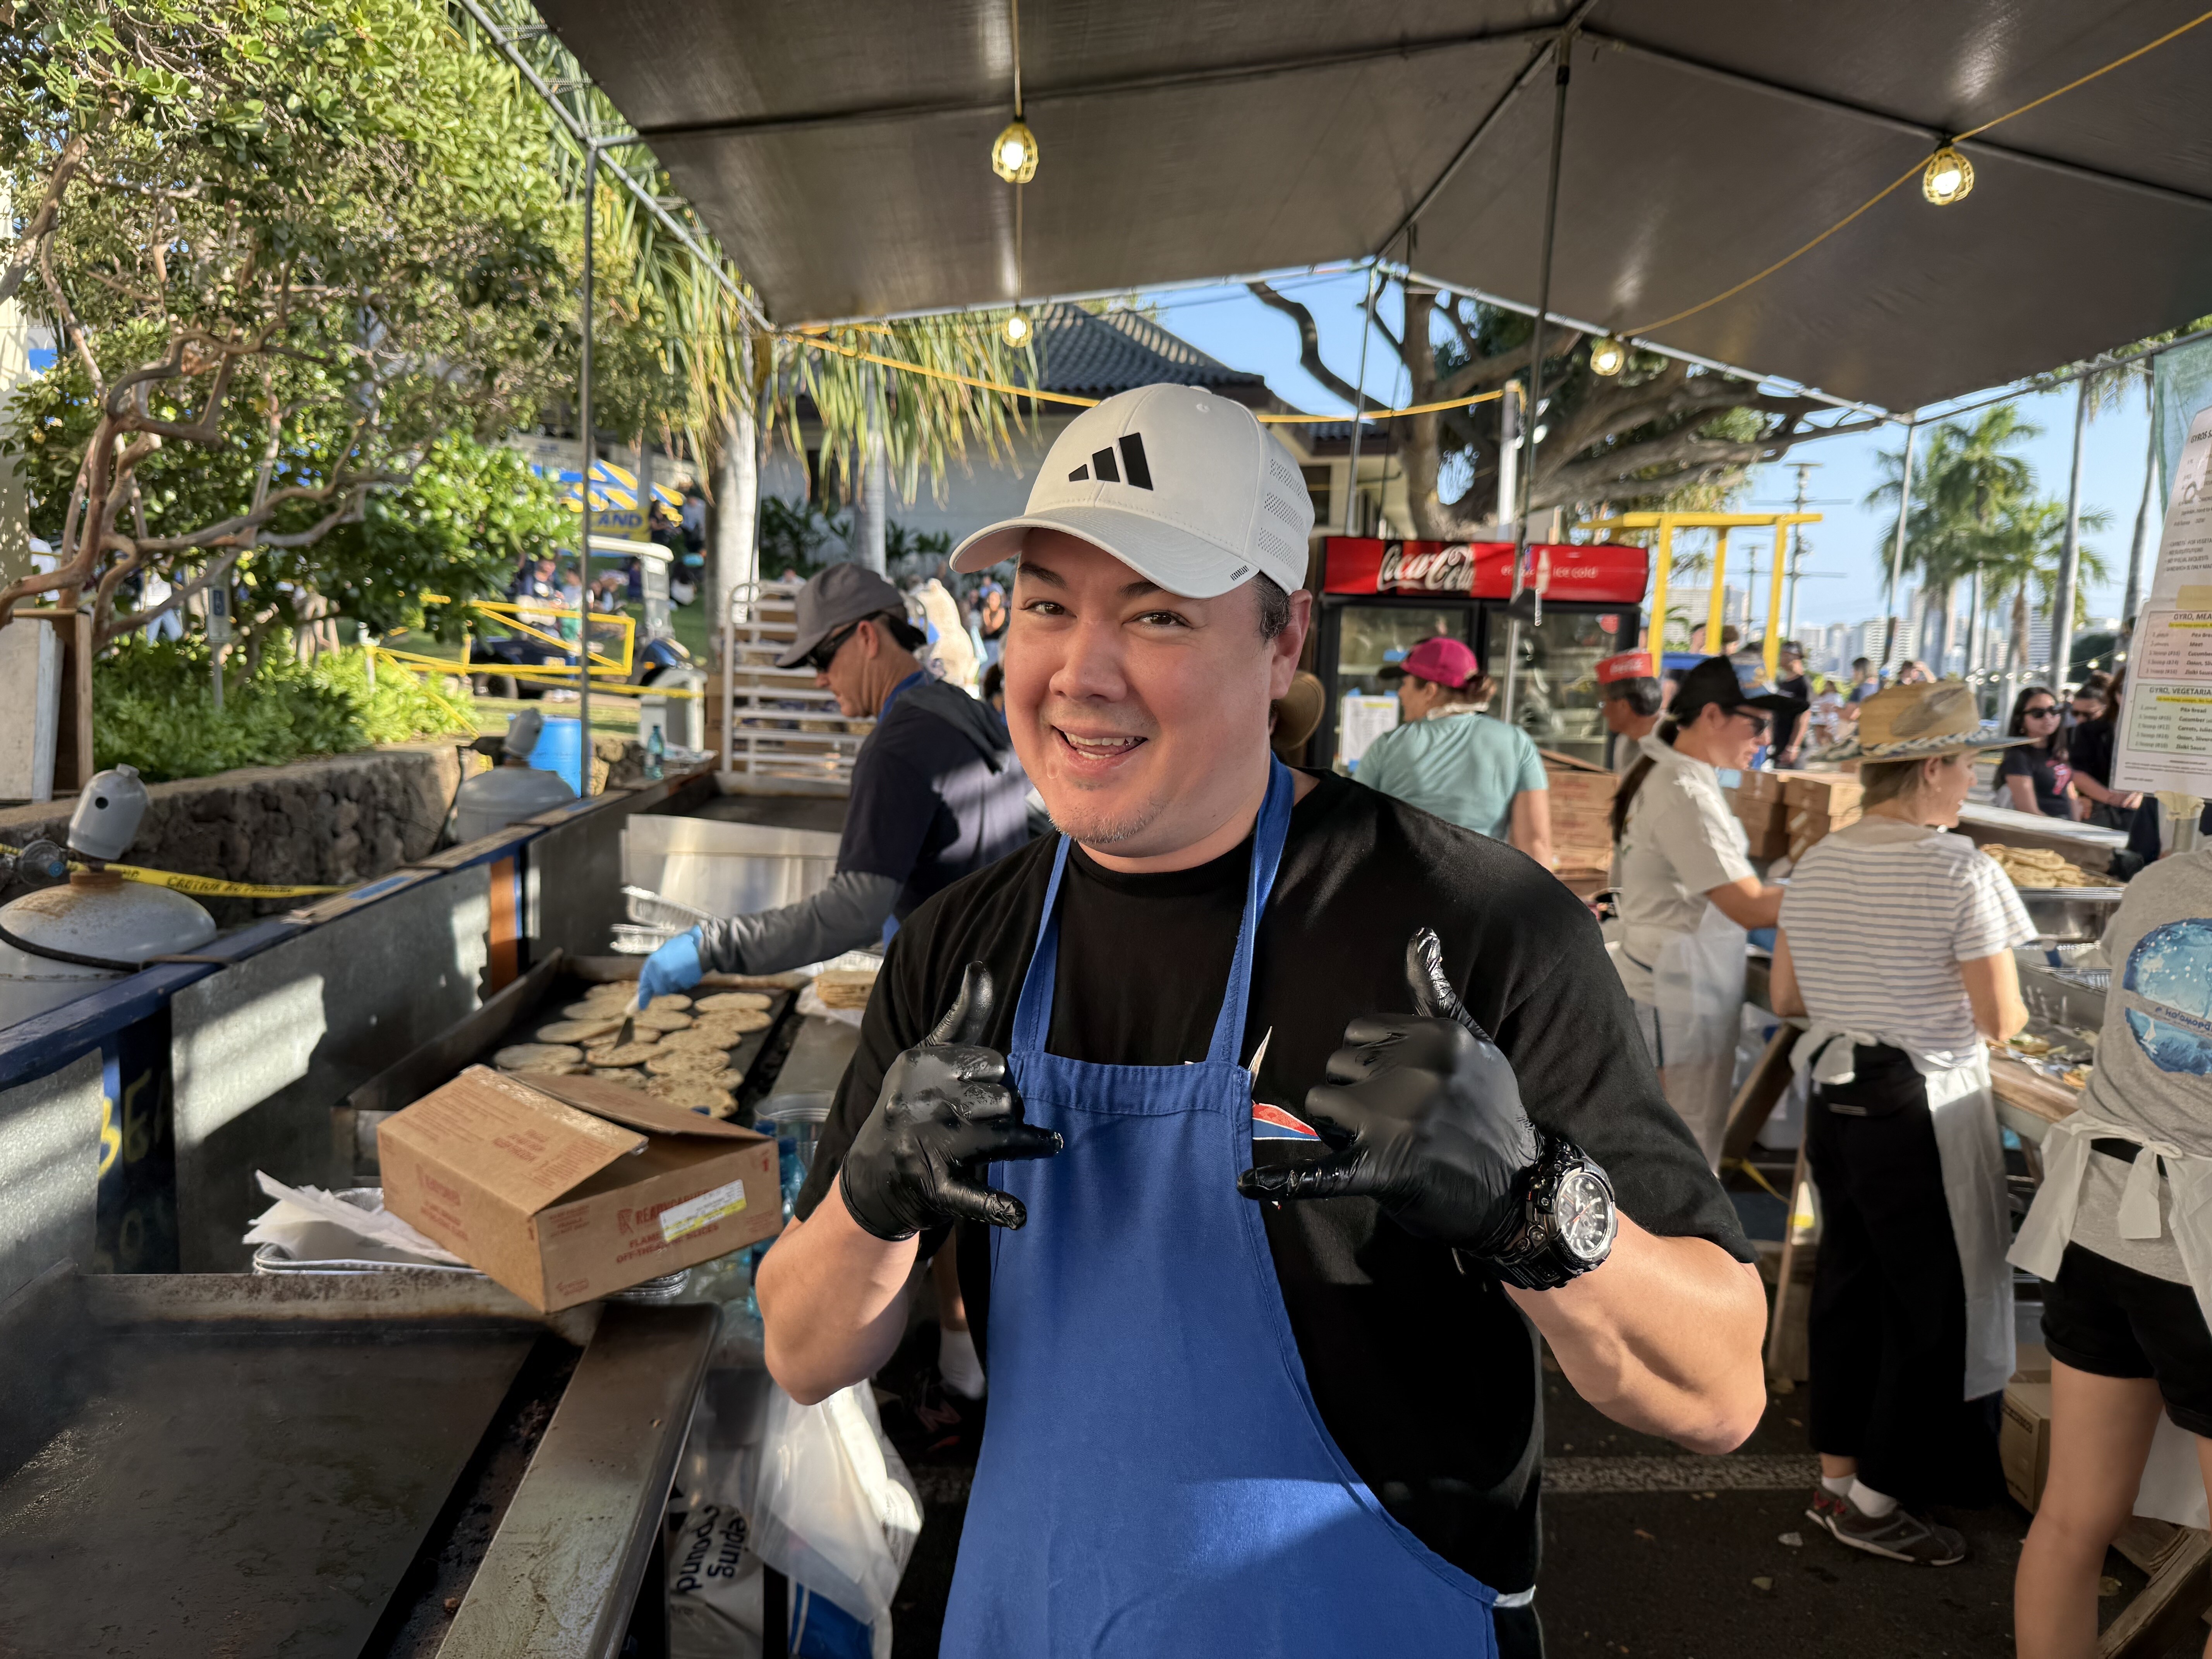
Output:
[538, 0, 2212, 412]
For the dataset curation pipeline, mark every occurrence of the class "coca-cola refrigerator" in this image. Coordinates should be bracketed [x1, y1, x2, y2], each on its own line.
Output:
[1310, 538, 1649, 774]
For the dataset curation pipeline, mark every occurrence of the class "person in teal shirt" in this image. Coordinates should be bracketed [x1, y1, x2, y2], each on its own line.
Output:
[1358, 635, 1555, 866]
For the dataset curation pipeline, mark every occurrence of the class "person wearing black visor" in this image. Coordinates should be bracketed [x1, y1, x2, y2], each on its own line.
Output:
[1609, 657, 1805, 1165]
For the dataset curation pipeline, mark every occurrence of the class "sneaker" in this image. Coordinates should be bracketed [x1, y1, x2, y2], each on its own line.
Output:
[1810, 1489, 1967, 1565]
[1805, 1487, 1850, 1531]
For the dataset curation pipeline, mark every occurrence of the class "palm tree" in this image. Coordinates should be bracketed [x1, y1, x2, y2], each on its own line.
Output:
[1866, 405, 2042, 670]
[457, 3, 1043, 640]
[1973, 500, 2112, 673]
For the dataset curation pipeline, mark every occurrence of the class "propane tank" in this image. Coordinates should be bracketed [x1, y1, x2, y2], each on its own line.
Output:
[448, 708, 577, 845]
[0, 764, 219, 1028]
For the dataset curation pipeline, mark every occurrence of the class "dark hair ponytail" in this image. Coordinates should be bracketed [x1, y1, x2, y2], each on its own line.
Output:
[1609, 715, 1683, 844]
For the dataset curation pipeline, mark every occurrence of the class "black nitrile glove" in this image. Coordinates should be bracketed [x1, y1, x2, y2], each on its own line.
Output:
[838, 963, 1063, 1241]
[1237, 928, 1541, 1255]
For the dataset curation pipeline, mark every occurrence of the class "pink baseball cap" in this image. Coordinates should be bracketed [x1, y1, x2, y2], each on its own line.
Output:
[1377, 635, 1480, 689]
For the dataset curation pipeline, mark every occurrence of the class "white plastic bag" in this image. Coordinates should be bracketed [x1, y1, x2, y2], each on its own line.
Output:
[668, 1502, 763, 1659]
[750, 1381, 922, 1635]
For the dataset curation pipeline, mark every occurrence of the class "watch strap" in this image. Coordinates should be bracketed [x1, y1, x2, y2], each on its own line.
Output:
[1484, 1131, 1615, 1291]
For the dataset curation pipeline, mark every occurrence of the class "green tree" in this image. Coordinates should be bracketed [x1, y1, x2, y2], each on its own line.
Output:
[1867, 405, 2109, 673]
[1250, 280, 1884, 536]
[458, 0, 1044, 640]
[0, 0, 574, 647]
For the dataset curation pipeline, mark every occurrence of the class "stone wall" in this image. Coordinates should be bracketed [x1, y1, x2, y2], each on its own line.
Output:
[0, 742, 465, 924]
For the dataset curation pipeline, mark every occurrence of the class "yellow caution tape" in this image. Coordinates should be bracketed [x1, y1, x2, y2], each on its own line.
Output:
[0, 842, 351, 899]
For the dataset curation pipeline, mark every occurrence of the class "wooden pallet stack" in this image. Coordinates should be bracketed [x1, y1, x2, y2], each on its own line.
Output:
[704, 580, 874, 792]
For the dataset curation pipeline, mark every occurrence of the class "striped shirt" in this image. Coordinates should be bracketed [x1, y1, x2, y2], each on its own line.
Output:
[1779, 817, 2034, 1064]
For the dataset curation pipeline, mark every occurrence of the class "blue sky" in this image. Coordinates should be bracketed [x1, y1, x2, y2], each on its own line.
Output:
[1144, 272, 2153, 632]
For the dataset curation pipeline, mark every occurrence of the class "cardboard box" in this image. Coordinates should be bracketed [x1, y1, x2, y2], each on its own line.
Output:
[1784, 774, 1864, 816]
[378, 1066, 779, 1312]
[2001, 1379, 2053, 1511]
[2014, 1341, 2052, 1384]
[1785, 802, 1862, 861]
[1737, 769, 1788, 804]
[1541, 749, 1620, 872]
[1744, 821, 1790, 860]
[1738, 795, 1788, 840]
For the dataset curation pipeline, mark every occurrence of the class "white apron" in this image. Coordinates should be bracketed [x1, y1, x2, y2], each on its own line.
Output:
[1796, 1027, 2016, 1400]
[1627, 900, 1747, 1168]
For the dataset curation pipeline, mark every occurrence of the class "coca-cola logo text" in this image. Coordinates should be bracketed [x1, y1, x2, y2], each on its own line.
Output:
[1377, 543, 1475, 593]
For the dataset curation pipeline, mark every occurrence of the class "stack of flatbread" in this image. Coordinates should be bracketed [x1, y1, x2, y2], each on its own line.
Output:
[813, 968, 878, 1011]
[1980, 843, 2122, 890]
[491, 981, 775, 1119]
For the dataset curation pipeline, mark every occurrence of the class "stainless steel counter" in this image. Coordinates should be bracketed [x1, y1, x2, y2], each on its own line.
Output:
[0, 1266, 713, 1659]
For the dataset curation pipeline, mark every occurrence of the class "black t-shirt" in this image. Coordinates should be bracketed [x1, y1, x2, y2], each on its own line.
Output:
[837, 676, 1033, 921]
[2070, 718, 2116, 788]
[1999, 740, 2074, 818]
[794, 770, 1751, 1595]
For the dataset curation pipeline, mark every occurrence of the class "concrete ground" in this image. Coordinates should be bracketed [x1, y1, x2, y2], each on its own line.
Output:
[881, 1343, 2191, 1658]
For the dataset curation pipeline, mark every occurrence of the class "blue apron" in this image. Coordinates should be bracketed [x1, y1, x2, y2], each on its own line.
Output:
[941, 761, 1498, 1656]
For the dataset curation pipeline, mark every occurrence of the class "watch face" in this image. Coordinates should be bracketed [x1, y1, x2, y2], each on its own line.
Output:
[1554, 1168, 1618, 1264]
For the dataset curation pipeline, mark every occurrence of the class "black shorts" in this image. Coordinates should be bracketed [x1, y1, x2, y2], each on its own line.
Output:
[2041, 1242, 2212, 1437]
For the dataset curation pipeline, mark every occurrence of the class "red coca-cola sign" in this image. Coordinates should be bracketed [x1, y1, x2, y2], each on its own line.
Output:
[1322, 538, 1648, 603]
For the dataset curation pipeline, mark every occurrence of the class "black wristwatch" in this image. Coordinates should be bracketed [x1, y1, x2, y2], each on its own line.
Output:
[1480, 1132, 1618, 1291]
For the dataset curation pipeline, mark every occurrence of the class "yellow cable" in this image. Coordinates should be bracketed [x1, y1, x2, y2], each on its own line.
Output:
[788, 331, 1505, 422]
[1621, 7, 2212, 339]
[1953, 8, 2212, 140]
[1622, 160, 1927, 336]
[1260, 389, 1506, 423]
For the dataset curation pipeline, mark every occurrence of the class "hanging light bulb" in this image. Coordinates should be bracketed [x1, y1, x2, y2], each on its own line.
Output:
[1588, 336, 1627, 377]
[991, 118, 1039, 184]
[1002, 309, 1032, 347]
[1921, 145, 1974, 206]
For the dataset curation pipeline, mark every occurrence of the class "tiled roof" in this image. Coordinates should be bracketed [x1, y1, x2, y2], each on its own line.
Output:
[1034, 304, 1270, 402]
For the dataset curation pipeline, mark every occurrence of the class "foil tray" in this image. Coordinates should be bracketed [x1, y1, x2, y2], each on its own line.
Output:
[249, 1188, 688, 1303]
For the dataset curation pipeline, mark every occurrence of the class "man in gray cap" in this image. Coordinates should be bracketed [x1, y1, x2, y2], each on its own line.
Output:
[634, 562, 1032, 998]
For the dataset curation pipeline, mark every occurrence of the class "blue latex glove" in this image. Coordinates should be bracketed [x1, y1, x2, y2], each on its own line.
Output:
[637, 927, 704, 1010]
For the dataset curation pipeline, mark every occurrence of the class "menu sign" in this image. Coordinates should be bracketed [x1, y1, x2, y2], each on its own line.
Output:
[1322, 538, 1649, 603]
[2114, 405, 2212, 797]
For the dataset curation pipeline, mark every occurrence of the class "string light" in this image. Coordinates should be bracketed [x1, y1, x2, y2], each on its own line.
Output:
[991, 118, 1039, 183]
[1921, 146, 1974, 206]
[1002, 309, 1032, 347]
[1588, 336, 1627, 376]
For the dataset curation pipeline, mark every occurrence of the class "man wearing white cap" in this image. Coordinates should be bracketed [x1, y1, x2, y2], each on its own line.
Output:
[756, 384, 1767, 1656]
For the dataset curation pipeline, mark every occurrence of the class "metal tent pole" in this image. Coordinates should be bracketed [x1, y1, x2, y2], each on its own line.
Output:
[1502, 38, 1572, 729]
[1342, 263, 1378, 536]
[1881, 417, 1919, 676]
[2123, 407, 2159, 649]
[2052, 383, 2088, 692]
[576, 143, 596, 791]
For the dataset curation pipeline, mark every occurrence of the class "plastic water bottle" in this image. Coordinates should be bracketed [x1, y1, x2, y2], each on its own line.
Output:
[645, 723, 666, 781]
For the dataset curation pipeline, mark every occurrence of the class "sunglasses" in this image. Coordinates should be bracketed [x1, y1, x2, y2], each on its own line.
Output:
[801, 620, 862, 673]
[2025, 705, 2061, 719]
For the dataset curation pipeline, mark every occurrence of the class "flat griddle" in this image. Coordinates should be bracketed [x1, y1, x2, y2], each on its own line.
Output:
[0, 1267, 711, 1658]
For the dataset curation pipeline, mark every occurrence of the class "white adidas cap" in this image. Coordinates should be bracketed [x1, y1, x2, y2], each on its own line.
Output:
[950, 383, 1314, 599]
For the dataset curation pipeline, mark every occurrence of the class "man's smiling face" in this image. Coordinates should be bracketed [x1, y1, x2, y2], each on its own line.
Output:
[1003, 532, 1305, 862]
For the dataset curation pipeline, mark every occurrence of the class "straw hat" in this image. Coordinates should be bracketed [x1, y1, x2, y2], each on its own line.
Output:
[1271, 671, 1327, 757]
[1843, 681, 2031, 760]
